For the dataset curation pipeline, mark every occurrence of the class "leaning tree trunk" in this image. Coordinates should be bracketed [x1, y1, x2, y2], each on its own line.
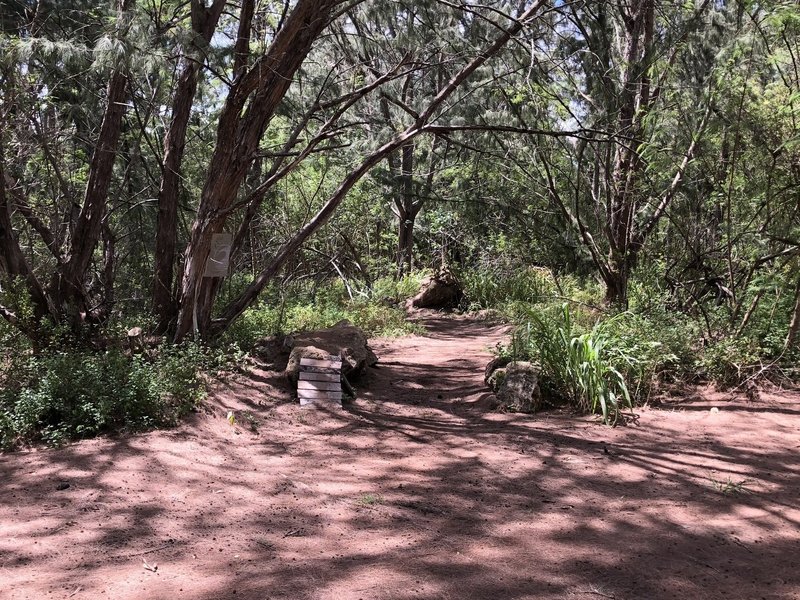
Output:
[152, 0, 227, 333]
[173, 0, 341, 342]
[0, 148, 52, 334]
[205, 1, 548, 338]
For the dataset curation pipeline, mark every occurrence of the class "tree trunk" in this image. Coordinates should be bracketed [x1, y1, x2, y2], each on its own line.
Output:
[603, 257, 629, 308]
[397, 211, 416, 278]
[152, 0, 226, 333]
[51, 0, 135, 327]
[173, 0, 341, 342]
[210, 129, 421, 337]
[603, 2, 651, 307]
[784, 276, 800, 351]
[0, 150, 52, 329]
[0, 0, 134, 340]
[395, 141, 416, 278]
[151, 61, 200, 331]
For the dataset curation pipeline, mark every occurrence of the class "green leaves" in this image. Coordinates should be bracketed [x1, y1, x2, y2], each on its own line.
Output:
[525, 304, 633, 426]
[0, 344, 207, 450]
[461, 265, 558, 310]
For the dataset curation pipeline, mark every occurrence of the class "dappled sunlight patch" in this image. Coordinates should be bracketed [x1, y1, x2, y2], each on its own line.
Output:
[1, 316, 800, 599]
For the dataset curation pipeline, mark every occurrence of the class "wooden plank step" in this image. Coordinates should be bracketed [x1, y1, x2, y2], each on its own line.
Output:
[299, 397, 342, 406]
[300, 357, 342, 368]
[298, 380, 341, 391]
[299, 390, 343, 399]
[299, 371, 340, 383]
[298, 390, 343, 406]
[298, 354, 342, 407]
[299, 365, 340, 374]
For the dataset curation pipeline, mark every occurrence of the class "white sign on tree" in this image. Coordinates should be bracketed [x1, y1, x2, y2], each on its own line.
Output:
[204, 233, 233, 278]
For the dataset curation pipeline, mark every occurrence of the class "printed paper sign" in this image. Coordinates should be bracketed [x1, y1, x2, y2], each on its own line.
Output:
[203, 233, 232, 277]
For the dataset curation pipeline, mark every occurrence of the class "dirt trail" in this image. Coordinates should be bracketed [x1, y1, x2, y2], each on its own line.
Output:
[2, 315, 800, 600]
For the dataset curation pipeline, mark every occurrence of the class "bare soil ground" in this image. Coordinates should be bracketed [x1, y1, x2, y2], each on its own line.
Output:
[2, 314, 800, 600]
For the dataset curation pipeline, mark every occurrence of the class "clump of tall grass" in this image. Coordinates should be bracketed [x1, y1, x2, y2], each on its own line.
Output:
[514, 305, 633, 425]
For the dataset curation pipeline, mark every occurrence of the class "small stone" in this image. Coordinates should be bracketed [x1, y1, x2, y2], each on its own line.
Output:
[710, 407, 720, 414]
[55, 482, 70, 491]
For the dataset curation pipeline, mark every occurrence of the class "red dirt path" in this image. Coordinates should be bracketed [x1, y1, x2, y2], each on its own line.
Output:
[2, 315, 800, 600]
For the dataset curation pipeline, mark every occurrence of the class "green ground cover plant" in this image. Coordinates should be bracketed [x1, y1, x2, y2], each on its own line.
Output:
[0, 341, 208, 449]
[223, 276, 425, 349]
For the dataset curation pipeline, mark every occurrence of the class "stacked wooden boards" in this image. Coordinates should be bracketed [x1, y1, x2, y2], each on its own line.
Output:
[298, 356, 342, 406]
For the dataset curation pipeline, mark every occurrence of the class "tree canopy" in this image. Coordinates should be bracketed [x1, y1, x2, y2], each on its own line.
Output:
[0, 0, 798, 350]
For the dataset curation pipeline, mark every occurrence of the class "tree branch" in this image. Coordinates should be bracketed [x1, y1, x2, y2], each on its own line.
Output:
[4, 173, 61, 261]
[209, 0, 550, 335]
[633, 99, 711, 248]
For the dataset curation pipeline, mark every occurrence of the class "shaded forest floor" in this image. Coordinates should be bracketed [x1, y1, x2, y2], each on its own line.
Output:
[2, 315, 800, 600]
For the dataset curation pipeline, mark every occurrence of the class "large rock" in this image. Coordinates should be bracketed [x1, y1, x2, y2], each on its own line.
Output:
[284, 320, 378, 387]
[489, 361, 542, 413]
[484, 355, 512, 387]
[409, 269, 462, 309]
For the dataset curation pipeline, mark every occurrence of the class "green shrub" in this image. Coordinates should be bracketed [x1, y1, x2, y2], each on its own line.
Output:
[371, 271, 429, 302]
[498, 275, 798, 396]
[696, 336, 761, 384]
[461, 266, 558, 310]
[222, 300, 288, 349]
[222, 287, 423, 350]
[0, 343, 207, 450]
[283, 299, 422, 337]
[596, 309, 695, 401]
[554, 275, 605, 307]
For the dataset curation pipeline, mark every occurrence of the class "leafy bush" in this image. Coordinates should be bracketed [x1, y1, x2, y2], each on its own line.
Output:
[696, 336, 761, 384]
[283, 300, 421, 337]
[0, 343, 207, 450]
[371, 271, 429, 303]
[461, 266, 558, 310]
[222, 281, 423, 350]
[224, 302, 288, 348]
[596, 309, 696, 401]
[520, 305, 633, 425]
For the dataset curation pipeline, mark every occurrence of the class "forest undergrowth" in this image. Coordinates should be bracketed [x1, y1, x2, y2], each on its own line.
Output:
[3, 266, 798, 448]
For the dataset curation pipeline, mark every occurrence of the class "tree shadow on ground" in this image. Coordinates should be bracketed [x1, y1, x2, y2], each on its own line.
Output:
[2, 319, 799, 600]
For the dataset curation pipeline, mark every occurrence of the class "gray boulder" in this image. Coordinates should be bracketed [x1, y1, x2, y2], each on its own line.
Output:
[486, 367, 507, 394]
[490, 361, 542, 413]
[284, 320, 378, 387]
[484, 355, 512, 387]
